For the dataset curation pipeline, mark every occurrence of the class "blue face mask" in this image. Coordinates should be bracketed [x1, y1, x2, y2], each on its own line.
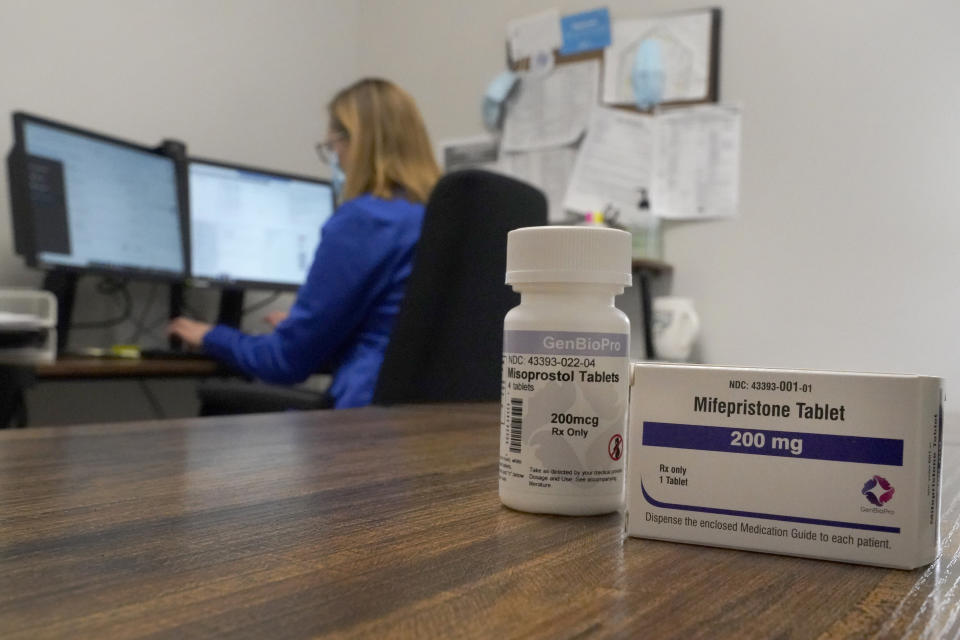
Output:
[329, 150, 346, 199]
[482, 70, 519, 131]
[631, 39, 665, 111]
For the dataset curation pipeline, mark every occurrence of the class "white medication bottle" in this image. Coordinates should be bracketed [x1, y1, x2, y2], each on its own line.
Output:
[499, 226, 632, 515]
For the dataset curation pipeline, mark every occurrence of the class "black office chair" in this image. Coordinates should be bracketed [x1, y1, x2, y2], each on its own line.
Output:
[197, 378, 330, 415]
[374, 169, 547, 404]
[197, 169, 547, 414]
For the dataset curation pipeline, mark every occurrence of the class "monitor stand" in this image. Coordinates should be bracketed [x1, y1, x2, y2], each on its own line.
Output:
[168, 283, 184, 350]
[42, 270, 77, 355]
[44, 271, 193, 354]
[217, 288, 245, 329]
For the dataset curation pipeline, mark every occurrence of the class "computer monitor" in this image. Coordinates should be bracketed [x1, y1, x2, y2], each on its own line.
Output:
[187, 159, 335, 289]
[8, 112, 186, 279]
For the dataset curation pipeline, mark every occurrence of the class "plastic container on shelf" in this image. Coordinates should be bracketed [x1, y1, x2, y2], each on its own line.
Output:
[0, 288, 57, 364]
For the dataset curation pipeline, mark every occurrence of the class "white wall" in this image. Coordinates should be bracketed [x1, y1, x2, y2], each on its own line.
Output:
[357, 0, 960, 398]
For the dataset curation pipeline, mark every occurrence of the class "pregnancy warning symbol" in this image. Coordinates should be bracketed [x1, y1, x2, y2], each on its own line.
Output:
[608, 434, 623, 461]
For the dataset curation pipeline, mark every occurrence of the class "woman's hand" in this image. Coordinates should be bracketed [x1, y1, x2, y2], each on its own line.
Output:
[167, 317, 214, 349]
[264, 311, 289, 328]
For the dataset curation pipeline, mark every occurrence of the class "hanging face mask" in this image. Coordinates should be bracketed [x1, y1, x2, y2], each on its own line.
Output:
[482, 70, 519, 132]
[329, 150, 346, 200]
[631, 38, 665, 111]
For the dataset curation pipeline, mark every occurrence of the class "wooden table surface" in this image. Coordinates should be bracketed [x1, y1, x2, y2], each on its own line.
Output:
[1, 404, 958, 639]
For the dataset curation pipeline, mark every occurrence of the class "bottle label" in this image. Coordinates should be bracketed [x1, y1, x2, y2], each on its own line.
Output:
[500, 329, 630, 497]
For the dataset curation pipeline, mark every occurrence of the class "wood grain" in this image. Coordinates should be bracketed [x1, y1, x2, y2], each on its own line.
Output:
[1, 404, 957, 639]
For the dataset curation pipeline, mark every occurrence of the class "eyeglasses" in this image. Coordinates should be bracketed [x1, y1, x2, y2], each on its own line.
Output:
[315, 134, 346, 166]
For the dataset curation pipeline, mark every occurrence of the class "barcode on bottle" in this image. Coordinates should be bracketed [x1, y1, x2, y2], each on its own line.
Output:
[509, 397, 524, 454]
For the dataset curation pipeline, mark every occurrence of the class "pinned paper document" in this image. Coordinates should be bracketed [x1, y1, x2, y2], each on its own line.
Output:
[501, 59, 599, 152]
[440, 136, 500, 172]
[507, 9, 563, 62]
[563, 107, 656, 226]
[564, 105, 741, 222]
[651, 105, 741, 220]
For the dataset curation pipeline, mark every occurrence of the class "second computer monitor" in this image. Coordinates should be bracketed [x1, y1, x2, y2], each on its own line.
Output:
[188, 160, 335, 289]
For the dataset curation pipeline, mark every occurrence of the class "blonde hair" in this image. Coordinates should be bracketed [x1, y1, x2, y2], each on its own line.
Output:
[329, 78, 440, 204]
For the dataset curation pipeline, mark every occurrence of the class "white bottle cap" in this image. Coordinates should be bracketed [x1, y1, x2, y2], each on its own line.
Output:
[505, 226, 633, 286]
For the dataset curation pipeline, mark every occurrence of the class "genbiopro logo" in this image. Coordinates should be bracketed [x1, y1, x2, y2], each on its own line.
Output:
[862, 475, 895, 507]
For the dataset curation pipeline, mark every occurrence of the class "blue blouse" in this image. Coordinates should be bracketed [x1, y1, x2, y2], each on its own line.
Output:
[203, 194, 425, 408]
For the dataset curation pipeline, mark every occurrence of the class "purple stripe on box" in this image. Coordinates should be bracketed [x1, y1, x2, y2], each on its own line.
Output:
[643, 422, 903, 466]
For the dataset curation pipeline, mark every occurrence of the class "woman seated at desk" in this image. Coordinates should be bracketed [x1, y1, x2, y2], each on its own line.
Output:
[169, 78, 440, 408]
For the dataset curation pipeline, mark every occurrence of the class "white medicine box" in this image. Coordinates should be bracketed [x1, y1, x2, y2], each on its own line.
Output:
[626, 362, 944, 569]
